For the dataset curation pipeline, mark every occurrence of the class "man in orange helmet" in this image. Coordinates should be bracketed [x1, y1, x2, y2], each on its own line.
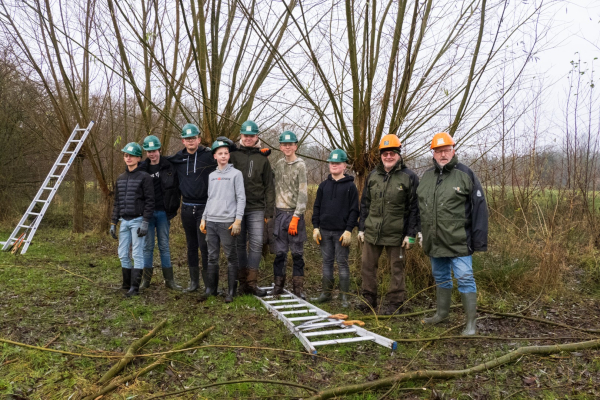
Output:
[418, 132, 488, 336]
[357, 134, 420, 315]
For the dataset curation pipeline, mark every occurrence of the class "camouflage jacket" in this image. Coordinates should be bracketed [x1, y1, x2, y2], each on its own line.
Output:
[274, 157, 308, 217]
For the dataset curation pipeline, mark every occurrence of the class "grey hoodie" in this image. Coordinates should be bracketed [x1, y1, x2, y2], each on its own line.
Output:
[202, 163, 246, 223]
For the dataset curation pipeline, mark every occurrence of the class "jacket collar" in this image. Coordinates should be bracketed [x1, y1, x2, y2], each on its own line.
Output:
[433, 155, 458, 173]
[376, 159, 405, 175]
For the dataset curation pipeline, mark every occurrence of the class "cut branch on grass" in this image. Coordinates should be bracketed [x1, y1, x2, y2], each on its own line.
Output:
[478, 309, 600, 334]
[97, 318, 167, 385]
[393, 335, 596, 343]
[362, 305, 462, 320]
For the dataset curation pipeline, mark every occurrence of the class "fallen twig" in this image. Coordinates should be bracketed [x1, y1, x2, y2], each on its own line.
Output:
[478, 309, 600, 334]
[43, 334, 60, 348]
[393, 335, 596, 342]
[362, 305, 462, 320]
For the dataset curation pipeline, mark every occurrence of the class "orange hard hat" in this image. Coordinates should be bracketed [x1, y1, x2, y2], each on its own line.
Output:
[379, 134, 402, 151]
[430, 132, 455, 149]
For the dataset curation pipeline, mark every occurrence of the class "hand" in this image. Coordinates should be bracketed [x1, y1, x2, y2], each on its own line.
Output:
[229, 219, 242, 236]
[339, 230, 352, 247]
[357, 231, 365, 243]
[200, 219, 207, 234]
[288, 216, 300, 236]
[216, 136, 234, 147]
[260, 148, 271, 156]
[313, 228, 321, 245]
[402, 236, 415, 250]
[110, 224, 118, 240]
[417, 232, 423, 247]
[264, 217, 272, 224]
[137, 221, 149, 237]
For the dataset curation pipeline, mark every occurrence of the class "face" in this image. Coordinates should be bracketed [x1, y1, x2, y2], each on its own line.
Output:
[182, 136, 201, 152]
[380, 150, 400, 170]
[433, 145, 455, 167]
[329, 162, 346, 176]
[146, 149, 160, 162]
[241, 134, 259, 148]
[213, 147, 230, 164]
[279, 142, 297, 157]
[123, 153, 141, 166]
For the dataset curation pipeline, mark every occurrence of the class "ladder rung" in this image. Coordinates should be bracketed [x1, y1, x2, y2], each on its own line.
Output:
[297, 321, 344, 331]
[287, 316, 322, 322]
[69, 140, 82, 143]
[27, 212, 41, 216]
[34, 199, 47, 203]
[57, 163, 68, 166]
[303, 328, 357, 337]
[42, 187, 55, 190]
[273, 304, 307, 310]
[19, 224, 31, 228]
[266, 299, 301, 304]
[50, 175, 61, 178]
[311, 336, 375, 347]
[64, 151, 75, 154]
[263, 295, 293, 299]
[280, 309, 317, 315]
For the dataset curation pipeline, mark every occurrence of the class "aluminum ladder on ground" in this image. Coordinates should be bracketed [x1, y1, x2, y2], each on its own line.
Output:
[1, 121, 95, 254]
[256, 287, 397, 355]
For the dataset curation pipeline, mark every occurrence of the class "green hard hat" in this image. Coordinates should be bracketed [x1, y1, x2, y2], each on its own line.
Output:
[181, 123, 200, 138]
[240, 120, 259, 135]
[210, 140, 230, 154]
[121, 142, 142, 157]
[327, 149, 348, 163]
[279, 130, 298, 143]
[142, 135, 161, 151]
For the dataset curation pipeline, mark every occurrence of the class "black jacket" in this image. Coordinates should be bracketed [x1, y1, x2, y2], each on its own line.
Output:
[312, 174, 360, 232]
[111, 165, 154, 224]
[167, 146, 216, 204]
[138, 157, 181, 220]
[229, 145, 275, 217]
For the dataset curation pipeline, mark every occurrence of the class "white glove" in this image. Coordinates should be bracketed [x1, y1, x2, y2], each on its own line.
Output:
[417, 232, 423, 247]
[357, 231, 365, 243]
[313, 228, 322, 245]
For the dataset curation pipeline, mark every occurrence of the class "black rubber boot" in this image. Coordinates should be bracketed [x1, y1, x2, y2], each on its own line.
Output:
[184, 267, 200, 292]
[200, 272, 218, 300]
[125, 269, 142, 297]
[381, 303, 403, 316]
[237, 267, 250, 295]
[247, 268, 266, 297]
[312, 277, 334, 303]
[339, 276, 350, 308]
[423, 287, 453, 324]
[272, 276, 286, 296]
[461, 292, 478, 336]
[162, 268, 182, 290]
[139, 268, 153, 289]
[225, 268, 238, 303]
[121, 268, 132, 290]
[292, 276, 306, 300]
[356, 291, 377, 313]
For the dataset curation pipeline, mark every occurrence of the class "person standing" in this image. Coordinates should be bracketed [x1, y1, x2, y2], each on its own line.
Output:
[167, 124, 216, 293]
[229, 120, 275, 297]
[138, 135, 182, 291]
[311, 149, 359, 308]
[418, 132, 488, 336]
[272, 131, 308, 299]
[110, 142, 154, 297]
[357, 134, 420, 315]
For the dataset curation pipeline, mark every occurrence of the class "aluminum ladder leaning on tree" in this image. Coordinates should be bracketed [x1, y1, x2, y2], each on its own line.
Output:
[1, 121, 95, 255]
[256, 286, 397, 355]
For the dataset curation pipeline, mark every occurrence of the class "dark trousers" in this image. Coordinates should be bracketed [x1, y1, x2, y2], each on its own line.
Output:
[181, 204, 208, 273]
[361, 241, 406, 305]
[206, 221, 238, 280]
[273, 209, 306, 277]
[319, 229, 350, 280]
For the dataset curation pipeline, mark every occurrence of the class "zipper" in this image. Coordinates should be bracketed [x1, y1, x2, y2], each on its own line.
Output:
[433, 168, 443, 241]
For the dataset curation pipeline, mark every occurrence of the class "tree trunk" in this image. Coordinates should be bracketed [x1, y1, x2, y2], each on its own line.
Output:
[72, 155, 85, 233]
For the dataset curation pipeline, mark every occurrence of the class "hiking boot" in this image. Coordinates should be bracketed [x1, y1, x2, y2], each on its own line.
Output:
[339, 276, 350, 308]
[125, 269, 142, 297]
[184, 267, 200, 292]
[423, 287, 453, 324]
[461, 292, 478, 336]
[356, 292, 377, 314]
[311, 277, 334, 304]
[292, 276, 306, 300]
[162, 268, 182, 290]
[247, 268, 266, 297]
[139, 268, 153, 289]
[273, 275, 286, 296]
[121, 268, 131, 290]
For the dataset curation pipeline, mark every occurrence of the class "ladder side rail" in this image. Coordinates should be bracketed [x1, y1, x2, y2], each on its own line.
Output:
[350, 324, 398, 350]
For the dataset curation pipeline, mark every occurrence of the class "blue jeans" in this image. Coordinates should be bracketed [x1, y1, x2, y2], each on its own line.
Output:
[118, 217, 144, 270]
[319, 229, 349, 280]
[430, 255, 477, 293]
[236, 210, 264, 271]
[143, 211, 171, 269]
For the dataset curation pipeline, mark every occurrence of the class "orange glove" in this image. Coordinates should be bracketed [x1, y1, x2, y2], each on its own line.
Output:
[260, 148, 271, 156]
[288, 216, 300, 236]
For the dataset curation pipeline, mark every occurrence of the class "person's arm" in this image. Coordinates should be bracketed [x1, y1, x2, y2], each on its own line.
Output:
[346, 183, 360, 232]
[311, 183, 324, 228]
[264, 160, 275, 218]
[234, 171, 246, 221]
[293, 162, 308, 217]
[405, 171, 420, 237]
[358, 173, 372, 232]
[470, 173, 488, 251]
[111, 181, 120, 224]
[142, 174, 155, 222]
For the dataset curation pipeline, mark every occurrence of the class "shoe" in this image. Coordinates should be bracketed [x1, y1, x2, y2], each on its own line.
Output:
[311, 277, 333, 303]
[247, 268, 266, 297]
[273, 275, 286, 296]
[121, 268, 131, 290]
[339, 276, 350, 308]
[461, 292, 478, 336]
[139, 268, 153, 289]
[162, 268, 182, 290]
[237, 267, 250, 295]
[184, 267, 200, 292]
[423, 287, 453, 324]
[125, 269, 142, 297]
[356, 292, 377, 313]
[292, 276, 306, 300]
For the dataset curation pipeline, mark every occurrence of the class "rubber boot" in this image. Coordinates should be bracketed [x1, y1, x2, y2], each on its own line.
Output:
[139, 268, 153, 289]
[339, 276, 350, 308]
[200, 272, 218, 300]
[247, 268, 266, 297]
[292, 276, 306, 300]
[381, 302, 402, 316]
[356, 291, 377, 313]
[121, 268, 131, 290]
[162, 268, 182, 290]
[423, 287, 453, 324]
[184, 267, 200, 292]
[125, 269, 142, 297]
[237, 267, 250, 295]
[225, 267, 238, 303]
[273, 276, 286, 296]
[460, 292, 478, 336]
[311, 277, 333, 303]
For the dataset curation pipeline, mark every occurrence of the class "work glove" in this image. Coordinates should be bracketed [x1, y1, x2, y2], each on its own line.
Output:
[313, 228, 321, 245]
[402, 236, 416, 250]
[137, 221, 149, 237]
[417, 232, 423, 247]
[288, 216, 300, 236]
[357, 231, 365, 243]
[339, 230, 352, 247]
[200, 219, 207, 234]
[110, 223, 118, 240]
[216, 136, 234, 148]
[229, 219, 242, 236]
[264, 217, 272, 224]
[260, 148, 271, 156]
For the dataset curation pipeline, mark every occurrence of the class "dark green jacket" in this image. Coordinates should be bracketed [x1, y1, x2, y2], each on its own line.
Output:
[359, 161, 420, 246]
[229, 145, 276, 218]
[417, 155, 488, 258]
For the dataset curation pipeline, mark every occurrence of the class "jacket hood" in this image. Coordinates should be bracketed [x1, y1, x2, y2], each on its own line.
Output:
[327, 173, 355, 183]
[376, 159, 406, 174]
[433, 154, 458, 173]
[124, 163, 143, 173]
[141, 156, 171, 170]
[169, 146, 210, 163]
[214, 163, 234, 174]
[238, 145, 261, 154]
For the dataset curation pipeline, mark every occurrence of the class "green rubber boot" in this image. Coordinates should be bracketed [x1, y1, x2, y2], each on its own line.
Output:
[312, 277, 334, 303]
[460, 292, 478, 336]
[139, 268, 153, 289]
[423, 287, 452, 324]
[339, 276, 350, 308]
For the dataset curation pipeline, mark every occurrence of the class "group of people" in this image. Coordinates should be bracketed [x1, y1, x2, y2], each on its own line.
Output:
[110, 121, 488, 336]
